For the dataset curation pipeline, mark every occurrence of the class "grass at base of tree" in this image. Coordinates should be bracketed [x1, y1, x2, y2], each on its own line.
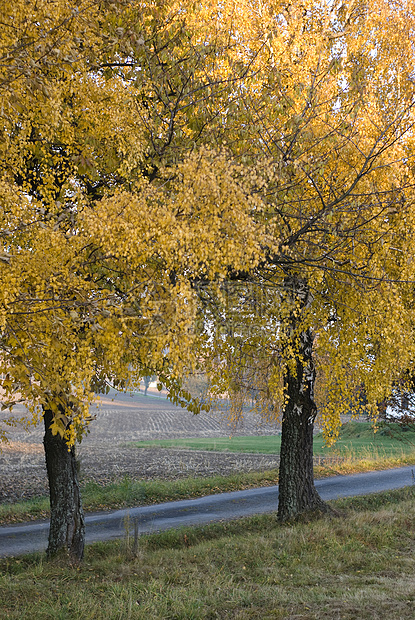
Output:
[1, 486, 415, 619]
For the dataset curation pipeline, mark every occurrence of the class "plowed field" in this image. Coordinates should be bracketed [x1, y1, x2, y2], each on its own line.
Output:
[0, 390, 281, 503]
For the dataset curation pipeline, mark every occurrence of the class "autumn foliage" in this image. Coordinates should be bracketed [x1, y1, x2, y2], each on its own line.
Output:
[1, 0, 415, 550]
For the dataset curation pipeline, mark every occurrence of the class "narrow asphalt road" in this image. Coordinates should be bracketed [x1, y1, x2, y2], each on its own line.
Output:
[1, 465, 414, 558]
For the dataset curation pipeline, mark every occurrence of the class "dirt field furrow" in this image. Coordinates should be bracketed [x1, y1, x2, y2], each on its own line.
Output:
[1, 391, 283, 503]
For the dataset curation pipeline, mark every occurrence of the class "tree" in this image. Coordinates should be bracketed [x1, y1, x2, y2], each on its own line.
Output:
[142, 375, 156, 396]
[0, 0, 264, 559]
[194, 0, 415, 520]
[2, 0, 415, 561]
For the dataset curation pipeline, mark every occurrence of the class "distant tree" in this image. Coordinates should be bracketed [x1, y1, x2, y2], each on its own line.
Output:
[142, 375, 156, 396]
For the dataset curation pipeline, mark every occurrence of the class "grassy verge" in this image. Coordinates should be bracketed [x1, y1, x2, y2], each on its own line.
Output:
[1, 486, 415, 619]
[2, 447, 415, 526]
[0, 470, 280, 525]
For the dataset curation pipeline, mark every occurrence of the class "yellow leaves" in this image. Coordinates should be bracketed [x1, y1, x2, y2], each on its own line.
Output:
[49, 419, 66, 439]
[312, 274, 415, 441]
[85, 147, 264, 284]
[1, 0, 415, 454]
[163, 148, 263, 274]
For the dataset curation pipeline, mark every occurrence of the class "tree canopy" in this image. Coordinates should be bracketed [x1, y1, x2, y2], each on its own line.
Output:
[186, 0, 415, 518]
[197, 0, 415, 435]
[2, 0, 415, 549]
[0, 0, 263, 444]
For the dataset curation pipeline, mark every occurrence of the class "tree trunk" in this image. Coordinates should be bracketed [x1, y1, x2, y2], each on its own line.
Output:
[277, 277, 328, 521]
[43, 407, 85, 561]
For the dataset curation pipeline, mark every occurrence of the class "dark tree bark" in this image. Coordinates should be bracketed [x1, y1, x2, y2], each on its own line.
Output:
[277, 277, 328, 521]
[43, 406, 85, 561]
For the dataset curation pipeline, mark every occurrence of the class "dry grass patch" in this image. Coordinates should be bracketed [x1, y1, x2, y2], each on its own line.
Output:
[1, 487, 415, 619]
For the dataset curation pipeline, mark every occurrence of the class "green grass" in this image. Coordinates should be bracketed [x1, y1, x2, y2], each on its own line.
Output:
[127, 421, 415, 457]
[1, 486, 415, 619]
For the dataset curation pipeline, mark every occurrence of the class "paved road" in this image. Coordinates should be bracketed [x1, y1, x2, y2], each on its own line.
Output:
[1, 465, 414, 558]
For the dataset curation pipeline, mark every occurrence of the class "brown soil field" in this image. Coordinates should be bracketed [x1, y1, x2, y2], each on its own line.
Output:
[0, 390, 282, 503]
